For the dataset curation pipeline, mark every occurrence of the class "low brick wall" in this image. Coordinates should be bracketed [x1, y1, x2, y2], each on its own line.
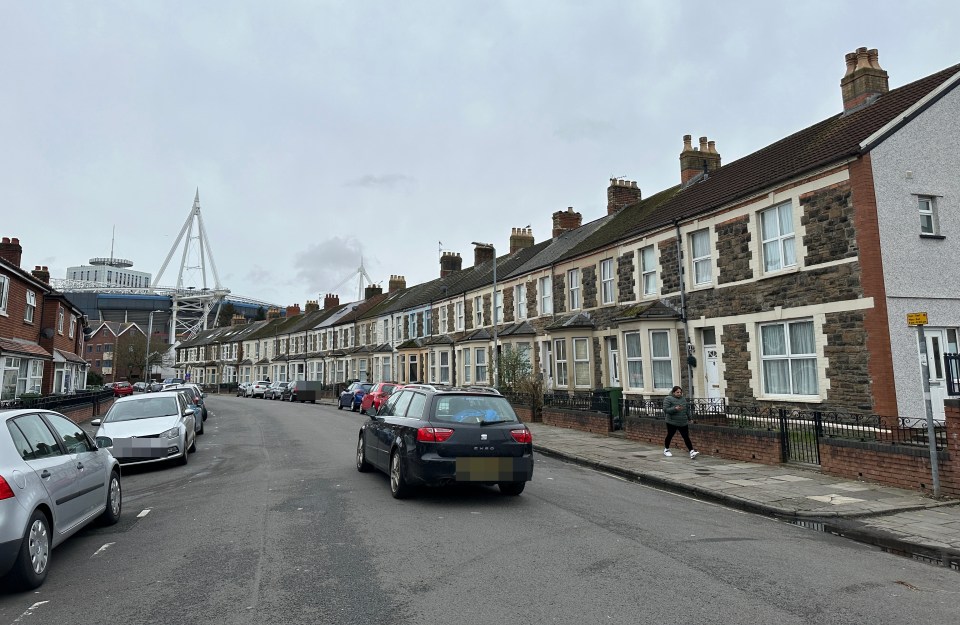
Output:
[542, 407, 611, 434]
[624, 416, 783, 465]
[512, 404, 534, 423]
[62, 397, 115, 424]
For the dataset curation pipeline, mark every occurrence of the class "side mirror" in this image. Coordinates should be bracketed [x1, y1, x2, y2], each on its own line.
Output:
[91, 419, 102, 426]
[184, 408, 196, 417]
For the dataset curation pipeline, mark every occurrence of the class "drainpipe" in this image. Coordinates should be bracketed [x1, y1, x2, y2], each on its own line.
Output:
[674, 220, 694, 397]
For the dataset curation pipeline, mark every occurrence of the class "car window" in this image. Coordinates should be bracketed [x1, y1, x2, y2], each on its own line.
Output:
[392, 391, 414, 417]
[105, 397, 180, 422]
[382, 384, 397, 395]
[431, 395, 519, 424]
[10, 413, 64, 459]
[361, 383, 373, 392]
[45, 413, 95, 454]
[6, 419, 37, 460]
[406, 392, 426, 419]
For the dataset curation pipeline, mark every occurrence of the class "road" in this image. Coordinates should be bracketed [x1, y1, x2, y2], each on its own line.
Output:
[1, 395, 957, 624]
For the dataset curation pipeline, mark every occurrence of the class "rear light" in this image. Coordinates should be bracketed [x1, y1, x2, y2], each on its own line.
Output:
[417, 427, 455, 442]
[510, 429, 532, 444]
[0, 476, 15, 500]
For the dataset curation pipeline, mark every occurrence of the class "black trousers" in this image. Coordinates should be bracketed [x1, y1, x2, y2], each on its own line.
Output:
[665, 424, 694, 451]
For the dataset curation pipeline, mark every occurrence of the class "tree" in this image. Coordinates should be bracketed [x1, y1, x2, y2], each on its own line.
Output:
[87, 371, 104, 387]
[498, 345, 533, 391]
[254, 306, 267, 321]
[217, 302, 237, 327]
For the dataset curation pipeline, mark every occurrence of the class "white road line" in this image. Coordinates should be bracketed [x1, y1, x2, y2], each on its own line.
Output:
[137, 509, 151, 518]
[13, 601, 49, 623]
[93, 542, 115, 556]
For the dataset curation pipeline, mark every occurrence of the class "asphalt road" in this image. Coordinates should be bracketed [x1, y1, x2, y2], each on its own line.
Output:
[1, 395, 957, 624]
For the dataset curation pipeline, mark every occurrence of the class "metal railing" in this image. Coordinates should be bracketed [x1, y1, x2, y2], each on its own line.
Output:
[0, 389, 114, 412]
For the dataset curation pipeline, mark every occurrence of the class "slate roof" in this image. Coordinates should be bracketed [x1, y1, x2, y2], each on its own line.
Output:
[613, 300, 682, 322]
[499, 321, 538, 336]
[545, 311, 597, 331]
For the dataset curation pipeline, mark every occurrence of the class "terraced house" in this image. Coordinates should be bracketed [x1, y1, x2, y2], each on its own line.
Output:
[178, 48, 960, 420]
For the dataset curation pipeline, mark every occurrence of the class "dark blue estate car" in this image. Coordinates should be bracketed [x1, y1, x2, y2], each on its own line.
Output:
[338, 382, 372, 411]
[356, 385, 534, 498]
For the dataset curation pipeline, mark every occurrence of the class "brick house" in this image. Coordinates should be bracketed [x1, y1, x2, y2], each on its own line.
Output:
[1, 237, 89, 400]
[85, 321, 147, 383]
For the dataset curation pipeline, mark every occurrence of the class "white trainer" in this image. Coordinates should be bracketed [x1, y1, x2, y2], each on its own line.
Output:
[663, 448, 673, 457]
[689, 450, 700, 459]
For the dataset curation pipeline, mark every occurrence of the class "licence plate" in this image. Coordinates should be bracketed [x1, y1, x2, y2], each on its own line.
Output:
[455, 457, 518, 482]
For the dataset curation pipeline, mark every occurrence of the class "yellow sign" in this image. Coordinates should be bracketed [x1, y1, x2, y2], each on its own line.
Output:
[907, 312, 928, 326]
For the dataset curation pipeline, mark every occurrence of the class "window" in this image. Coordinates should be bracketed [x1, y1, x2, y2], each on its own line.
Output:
[573, 338, 590, 387]
[475, 347, 487, 383]
[514, 284, 527, 320]
[382, 320, 389, 344]
[24, 290, 36, 322]
[567, 269, 581, 310]
[600, 259, 615, 305]
[46, 413, 93, 454]
[918, 196, 940, 235]
[439, 351, 450, 384]
[439, 306, 447, 333]
[650, 330, 673, 389]
[539, 276, 552, 315]
[430, 351, 436, 382]
[494, 291, 503, 325]
[474, 296, 483, 326]
[69, 315, 76, 338]
[455, 301, 464, 331]
[57, 306, 64, 334]
[760, 202, 796, 272]
[690, 229, 712, 286]
[394, 315, 402, 341]
[640, 246, 657, 296]
[408, 314, 417, 338]
[760, 320, 818, 396]
[554, 339, 568, 387]
[9, 414, 63, 459]
[382, 357, 391, 382]
[424, 309, 432, 336]
[462, 348, 472, 383]
[624, 332, 644, 387]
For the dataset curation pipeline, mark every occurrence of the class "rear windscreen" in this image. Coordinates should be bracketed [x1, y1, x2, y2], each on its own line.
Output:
[431, 396, 519, 424]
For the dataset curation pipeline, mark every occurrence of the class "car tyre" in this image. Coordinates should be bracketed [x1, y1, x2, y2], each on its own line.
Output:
[11, 510, 51, 590]
[389, 450, 411, 499]
[356, 435, 373, 472]
[178, 443, 189, 465]
[101, 470, 122, 525]
[337, 401, 343, 410]
[498, 482, 526, 496]
[189, 434, 197, 453]
[197, 419, 204, 435]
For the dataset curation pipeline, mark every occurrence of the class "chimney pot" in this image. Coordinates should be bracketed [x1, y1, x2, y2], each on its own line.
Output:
[841, 46, 889, 112]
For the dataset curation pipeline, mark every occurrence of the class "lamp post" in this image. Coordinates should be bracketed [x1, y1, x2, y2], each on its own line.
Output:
[472, 242, 499, 388]
[144, 310, 162, 388]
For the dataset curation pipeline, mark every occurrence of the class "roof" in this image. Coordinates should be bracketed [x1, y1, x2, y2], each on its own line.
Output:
[0, 338, 52, 359]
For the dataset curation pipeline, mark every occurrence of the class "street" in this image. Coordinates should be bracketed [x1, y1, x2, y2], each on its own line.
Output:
[1, 395, 957, 625]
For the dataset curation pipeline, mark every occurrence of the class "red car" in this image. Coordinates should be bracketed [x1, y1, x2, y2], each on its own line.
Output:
[113, 382, 134, 397]
[359, 382, 401, 416]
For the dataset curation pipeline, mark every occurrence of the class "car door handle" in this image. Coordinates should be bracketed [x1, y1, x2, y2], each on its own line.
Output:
[40, 470, 51, 478]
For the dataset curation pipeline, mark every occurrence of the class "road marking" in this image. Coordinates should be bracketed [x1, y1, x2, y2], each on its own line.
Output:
[93, 543, 115, 556]
[13, 601, 49, 623]
[138, 509, 151, 518]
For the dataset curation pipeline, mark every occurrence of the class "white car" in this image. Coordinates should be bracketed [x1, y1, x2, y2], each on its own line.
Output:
[91, 393, 197, 467]
[246, 380, 270, 398]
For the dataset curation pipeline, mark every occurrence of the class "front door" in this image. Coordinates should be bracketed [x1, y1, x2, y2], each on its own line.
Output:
[606, 337, 620, 387]
[922, 328, 950, 419]
[703, 344, 721, 402]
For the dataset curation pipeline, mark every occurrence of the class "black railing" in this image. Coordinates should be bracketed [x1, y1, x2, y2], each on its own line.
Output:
[544, 391, 609, 413]
[0, 389, 114, 412]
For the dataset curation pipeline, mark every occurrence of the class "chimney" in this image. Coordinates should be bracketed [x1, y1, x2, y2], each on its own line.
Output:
[304, 299, 320, 313]
[841, 47, 889, 112]
[679, 134, 721, 184]
[473, 243, 495, 266]
[509, 227, 535, 253]
[323, 293, 340, 310]
[0, 237, 23, 267]
[364, 284, 383, 299]
[231, 313, 246, 326]
[552, 207, 583, 237]
[31, 265, 50, 284]
[440, 251, 463, 277]
[388, 275, 407, 292]
[266, 307, 282, 320]
[607, 179, 642, 215]
[285, 304, 302, 317]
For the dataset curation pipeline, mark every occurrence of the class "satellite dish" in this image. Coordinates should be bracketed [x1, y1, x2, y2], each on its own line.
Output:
[42, 328, 55, 339]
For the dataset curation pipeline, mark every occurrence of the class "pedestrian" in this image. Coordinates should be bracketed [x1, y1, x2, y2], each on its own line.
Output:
[662, 385, 699, 459]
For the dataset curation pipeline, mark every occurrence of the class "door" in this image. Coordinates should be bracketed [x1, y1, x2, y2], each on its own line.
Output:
[606, 337, 620, 387]
[44, 412, 108, 521]
[703, 344, 721, 402]
[922, 328, 949, 420]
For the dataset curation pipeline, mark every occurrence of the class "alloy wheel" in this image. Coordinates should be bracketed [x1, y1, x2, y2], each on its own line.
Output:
[28, 518, 50, 575]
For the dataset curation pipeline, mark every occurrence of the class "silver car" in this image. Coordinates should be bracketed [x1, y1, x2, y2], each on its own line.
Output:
[1, 409, 122, 589]
[91, 393, 197, 467]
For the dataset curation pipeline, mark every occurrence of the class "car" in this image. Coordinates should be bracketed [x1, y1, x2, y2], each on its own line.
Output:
[356, 385, 533, 498]
[236, 382, 249, 397]
[281, 380, 322, 403]
[132, 382, 148, 393]
[338, 382, 373, 411]
[1, 408, 122, 589]
[164, 384, 208, 423]
[246, 380, 270, 398]
[113, 381, 134, 397]
[359, 382, 401, 415]
[162, 387, 205, 435]
[264, 381, 288, 400]
[162, 378, 184, 385]
[148, 381, 164, 392]
[91, 392, 197, 467]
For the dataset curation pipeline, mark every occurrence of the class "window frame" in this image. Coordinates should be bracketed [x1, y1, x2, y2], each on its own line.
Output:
[918, 195, 940, 236]
[554, 339, 568, 387]
[24, 290, 36, 323]
[623, 331, 644, 389]
[760, 202, 797, 273]
[650, 330, 674, 390]
[539, 276, 552, 315]
[759, 319, 819, 397]
[572, 337, 590, 387]
[689, 229, 712, 287]
[514, 283, 527, 320]
[600, 258, 615, 305]
[640, 246, 657, 297]
[567, 269, 581, 310]
[474, 296, 483, 327]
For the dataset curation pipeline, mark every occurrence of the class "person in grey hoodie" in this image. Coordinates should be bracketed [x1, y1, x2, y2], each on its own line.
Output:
[661, 386, 699, 458]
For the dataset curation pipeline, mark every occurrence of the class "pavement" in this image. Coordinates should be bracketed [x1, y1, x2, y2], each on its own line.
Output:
[526, 422, 960, 569]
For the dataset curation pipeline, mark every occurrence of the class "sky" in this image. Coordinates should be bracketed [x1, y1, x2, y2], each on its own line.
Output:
[3, 1, 959, 309]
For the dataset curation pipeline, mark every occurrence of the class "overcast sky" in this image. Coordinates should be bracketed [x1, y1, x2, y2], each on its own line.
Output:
[3, 1, 959, 308]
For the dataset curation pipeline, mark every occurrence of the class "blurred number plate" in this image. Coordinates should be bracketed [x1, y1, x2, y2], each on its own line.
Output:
[456, 457, 516, 482]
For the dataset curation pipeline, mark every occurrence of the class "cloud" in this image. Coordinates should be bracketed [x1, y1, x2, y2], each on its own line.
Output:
[344, 173, 416, 189]
[293, 237, 366, 298]
[553, 118, 618, 143]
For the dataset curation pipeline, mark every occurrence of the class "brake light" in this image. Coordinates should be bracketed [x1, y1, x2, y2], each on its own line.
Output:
[510, 429, 532, 444]
[0, 476, 14, 500]
[417, 427, 454, 442]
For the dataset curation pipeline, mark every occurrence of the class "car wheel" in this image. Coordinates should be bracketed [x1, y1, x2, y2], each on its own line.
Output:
[197, 419, 204, 435]
[101, 470, 122, 525]
[11, 510, 51, 589]
[189, 433, 197, 453]
[498, 482, 526, 496]
[337, 401, 343, 410]
[178, 442, 190, 465]
[356, 435, 372, 472]
[389, 450, 411, 499]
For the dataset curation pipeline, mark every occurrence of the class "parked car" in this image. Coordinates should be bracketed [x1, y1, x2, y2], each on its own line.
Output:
[246, 380, 270, 398]
[162, 378, 184, 385]
[113, 382, 134, 397]
[164, 384, 208, 423]
[148, 381, 164, 392]
[359, 382, 401, 415]
[1, 408, 122, 589]
[356, 385, 533, 498]
[132, 382, 148, 393]
[338, 382, 373, 411]
[264, 381, 288, 400]
[280, 380, 320, 403]
[162, 387, 205, 435]
[91, 392, 197, 467]
[236, 382, 249, 397]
